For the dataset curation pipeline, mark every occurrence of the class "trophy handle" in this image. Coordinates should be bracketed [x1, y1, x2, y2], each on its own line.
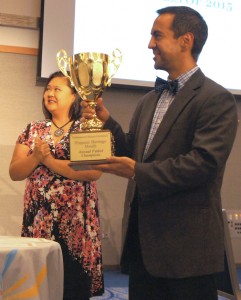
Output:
[107, 48, 122, 86]
[56, 49, 75, 86]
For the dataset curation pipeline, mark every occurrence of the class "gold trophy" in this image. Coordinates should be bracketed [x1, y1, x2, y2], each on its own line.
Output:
[56, 48, 122, 167]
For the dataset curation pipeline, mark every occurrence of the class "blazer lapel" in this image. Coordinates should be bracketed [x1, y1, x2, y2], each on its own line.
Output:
[136, 92, 160, 161]
[143, 70, 205, 161]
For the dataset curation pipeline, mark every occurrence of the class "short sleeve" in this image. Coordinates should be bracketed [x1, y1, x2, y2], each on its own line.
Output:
[17, 123, 32, 147]
[17, 121, 41, 151]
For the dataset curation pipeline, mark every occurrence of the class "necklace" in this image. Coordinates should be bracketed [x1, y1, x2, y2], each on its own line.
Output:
[52, 119, 72, 137]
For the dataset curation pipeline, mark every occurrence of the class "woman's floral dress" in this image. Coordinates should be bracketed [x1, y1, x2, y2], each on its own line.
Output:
[17, 119, 104, 298]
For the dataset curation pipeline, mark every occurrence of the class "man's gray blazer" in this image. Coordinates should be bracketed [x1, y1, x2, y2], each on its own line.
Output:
[104, 69, 238, 278]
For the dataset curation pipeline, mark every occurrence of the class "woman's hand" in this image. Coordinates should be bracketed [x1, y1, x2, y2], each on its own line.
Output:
[33, 136, 51, 163]
[9, 136, 51, 181]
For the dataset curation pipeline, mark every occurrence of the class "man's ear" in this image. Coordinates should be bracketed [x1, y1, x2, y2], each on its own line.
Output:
[180, 32, 194, 51]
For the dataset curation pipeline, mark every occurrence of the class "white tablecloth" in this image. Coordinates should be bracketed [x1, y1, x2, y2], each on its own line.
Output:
[0, 236, 63, 300]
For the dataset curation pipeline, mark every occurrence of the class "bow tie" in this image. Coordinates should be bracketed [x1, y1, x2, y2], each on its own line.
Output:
[155, 77, 178, 95]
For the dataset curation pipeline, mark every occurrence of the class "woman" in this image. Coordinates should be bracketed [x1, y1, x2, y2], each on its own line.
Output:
[9, 71, 104, 300]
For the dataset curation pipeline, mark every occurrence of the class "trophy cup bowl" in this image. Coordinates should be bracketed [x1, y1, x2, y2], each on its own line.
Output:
[56, 49, 122, 166]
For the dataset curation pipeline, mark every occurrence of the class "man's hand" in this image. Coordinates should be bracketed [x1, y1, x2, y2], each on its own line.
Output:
[91, 156, 136, 179]
[81, 98, 110, 124]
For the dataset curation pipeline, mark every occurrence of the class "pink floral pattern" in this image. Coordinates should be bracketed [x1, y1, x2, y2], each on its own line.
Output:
[17, 119, 104, 296]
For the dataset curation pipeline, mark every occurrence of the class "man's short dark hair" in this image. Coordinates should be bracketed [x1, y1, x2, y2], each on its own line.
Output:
[157, 6, 208, 61]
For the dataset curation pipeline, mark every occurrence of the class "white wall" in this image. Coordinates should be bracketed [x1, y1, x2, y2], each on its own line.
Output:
[0, 0, 43, 239]
[0, 0, 40, 48]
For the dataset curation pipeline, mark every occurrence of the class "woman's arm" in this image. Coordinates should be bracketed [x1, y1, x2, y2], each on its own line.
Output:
[42, 154, 102, 181]
[38, 138, 102, 181]
[9, 138, 101, 181]
[9, 143, 42, 181]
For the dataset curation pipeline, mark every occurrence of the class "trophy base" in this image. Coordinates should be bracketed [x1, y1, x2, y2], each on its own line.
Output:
[69, 159, 110, 171]
[70, 130, 112, 167]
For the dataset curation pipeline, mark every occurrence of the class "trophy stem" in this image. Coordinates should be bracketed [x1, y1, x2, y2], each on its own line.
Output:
[81, 100, 103, 131]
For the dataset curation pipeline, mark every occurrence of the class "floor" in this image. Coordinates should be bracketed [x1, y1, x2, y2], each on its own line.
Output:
[92, 270, 128, 300]
[91, 269, 241, 300]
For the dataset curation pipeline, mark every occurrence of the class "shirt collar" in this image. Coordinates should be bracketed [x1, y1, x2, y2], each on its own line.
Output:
[175, 66, 200, 91]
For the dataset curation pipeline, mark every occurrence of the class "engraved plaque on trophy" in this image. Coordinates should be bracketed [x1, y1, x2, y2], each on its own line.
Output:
[56, 49, 122, 167]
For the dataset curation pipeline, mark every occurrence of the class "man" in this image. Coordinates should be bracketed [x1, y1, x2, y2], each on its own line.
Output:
[81, 6, 238, 300]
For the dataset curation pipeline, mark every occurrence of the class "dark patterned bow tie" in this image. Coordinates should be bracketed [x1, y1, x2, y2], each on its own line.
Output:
[155, 77, 178, 95]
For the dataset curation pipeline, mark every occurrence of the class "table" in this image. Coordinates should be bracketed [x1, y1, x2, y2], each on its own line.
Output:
[0, 236, 63, 300]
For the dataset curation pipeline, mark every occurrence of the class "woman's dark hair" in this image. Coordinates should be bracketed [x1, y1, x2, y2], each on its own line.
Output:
[156, 6, 208, 61]
[42, 71, 82, 120]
